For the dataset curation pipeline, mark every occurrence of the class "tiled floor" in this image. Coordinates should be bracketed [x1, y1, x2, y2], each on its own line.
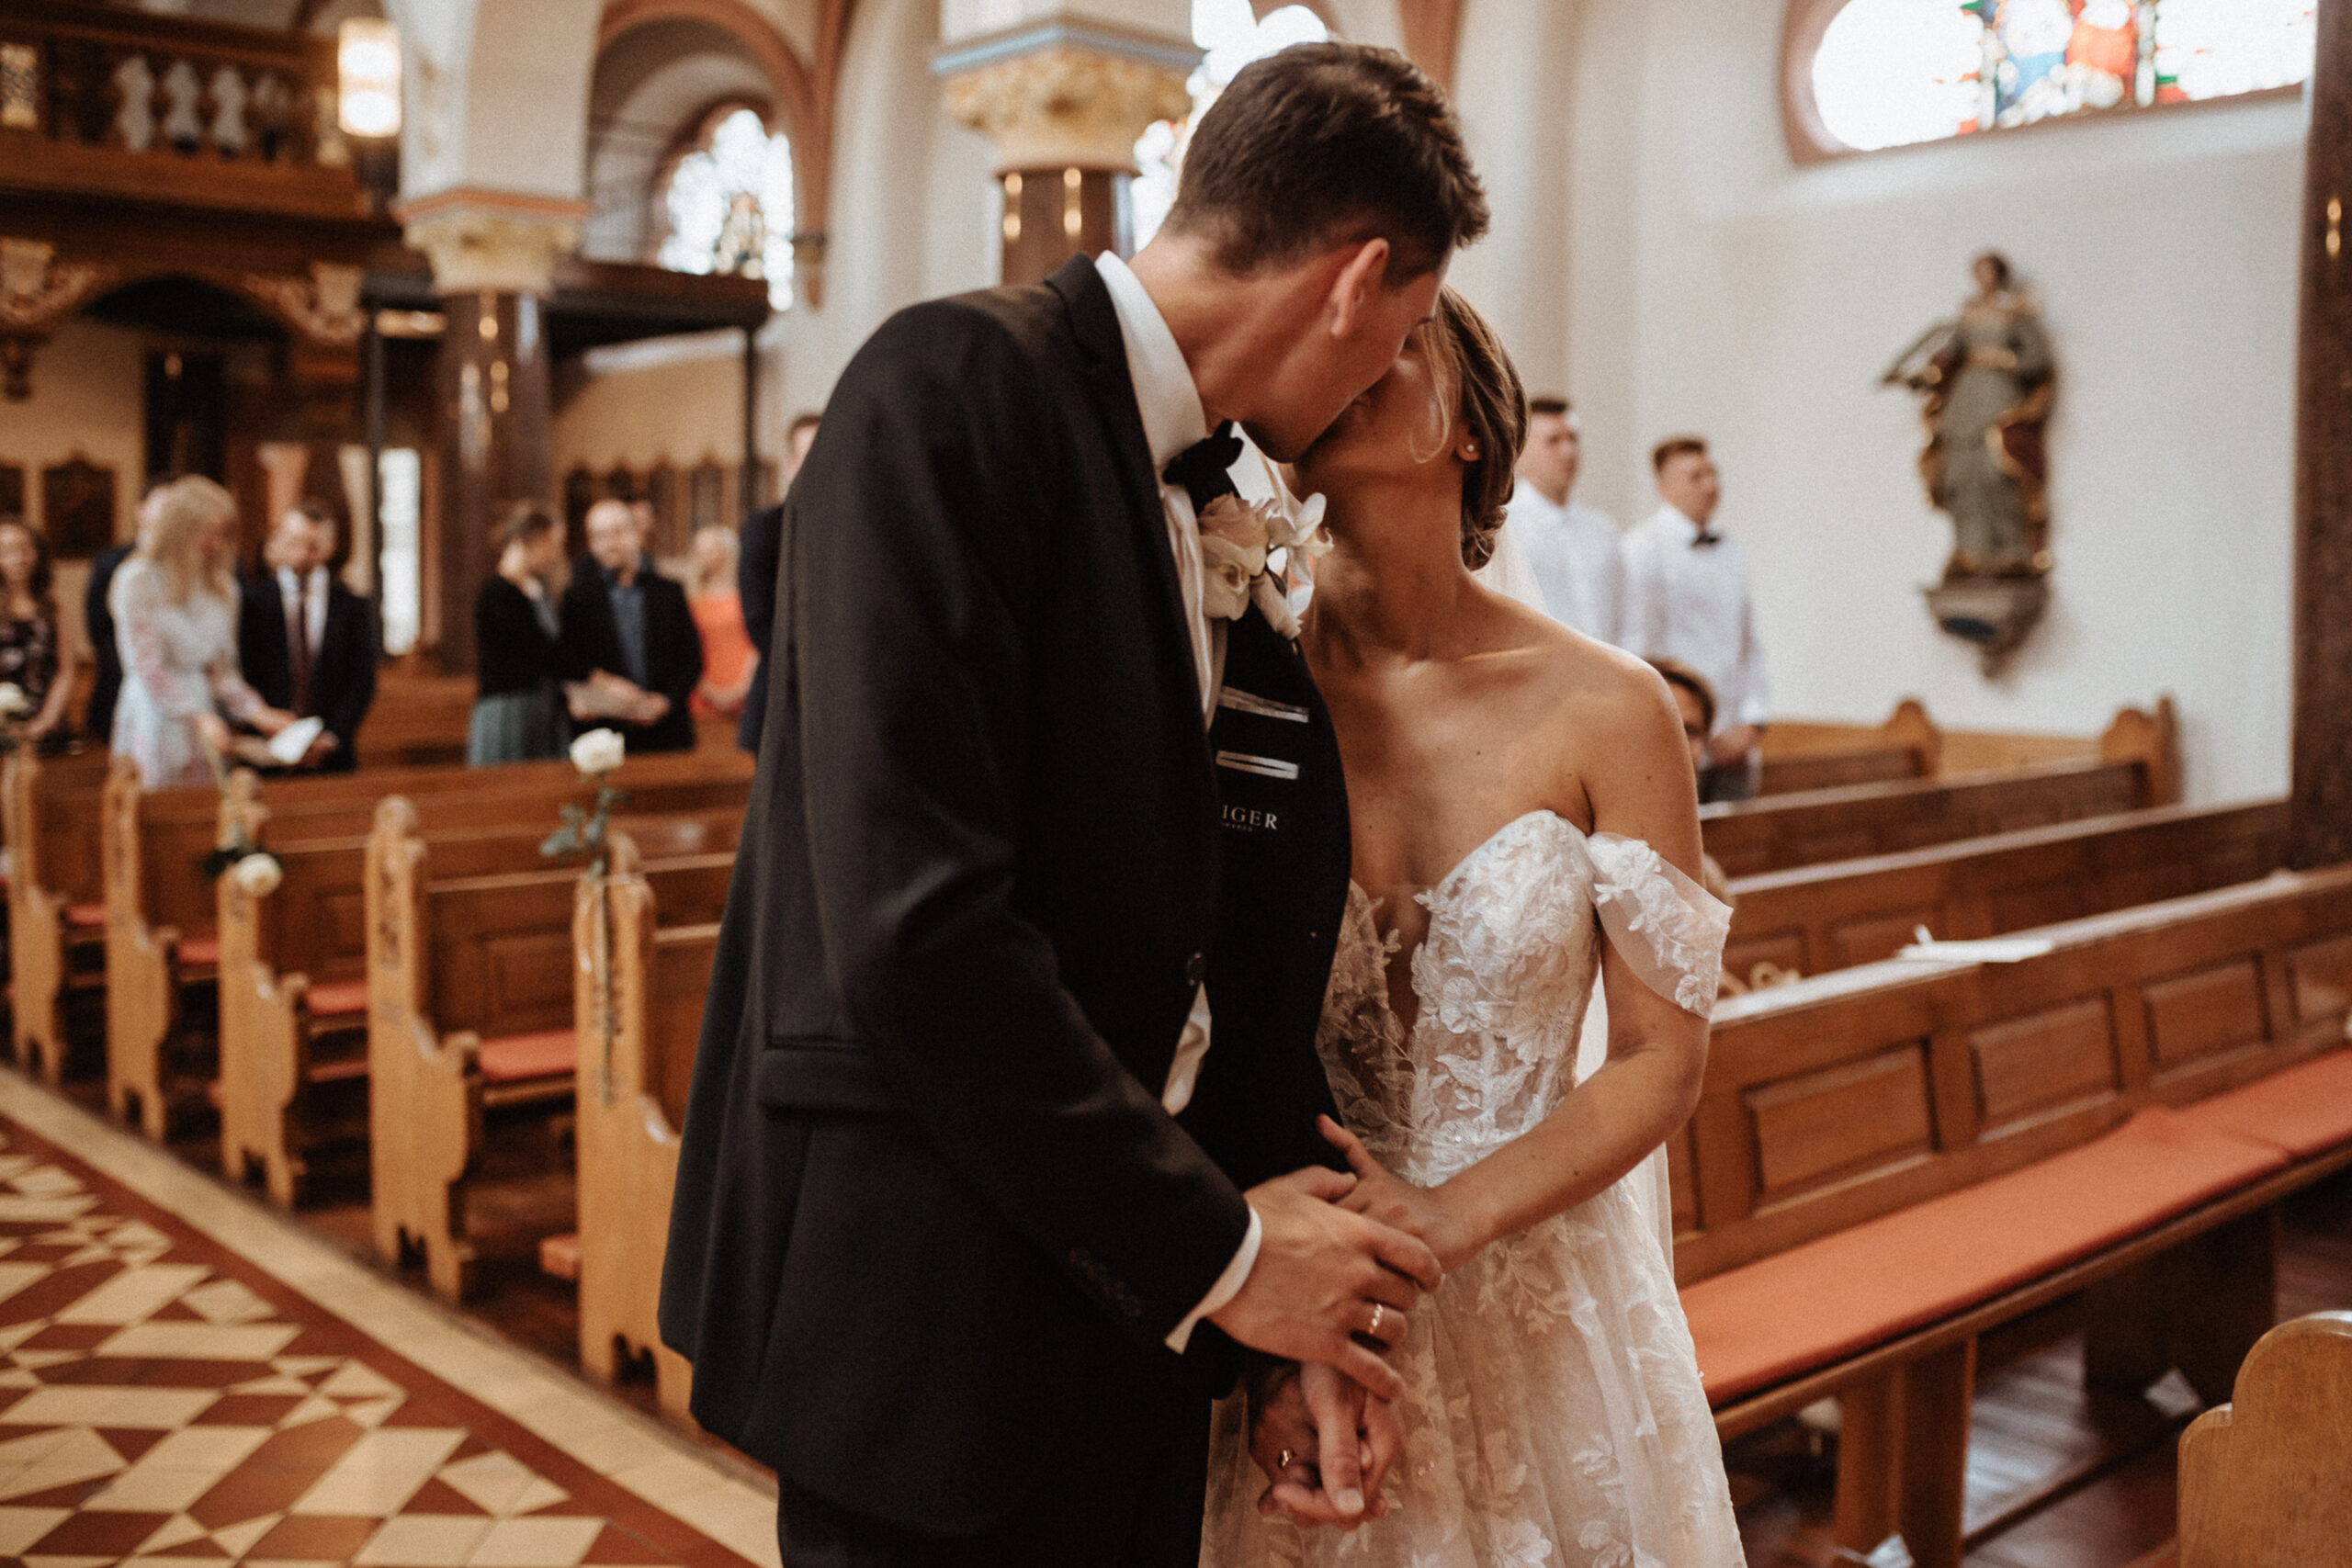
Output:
[0, 1070, 777, 1568]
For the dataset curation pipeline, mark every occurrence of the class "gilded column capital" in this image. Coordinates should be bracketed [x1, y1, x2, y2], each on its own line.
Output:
[934, 18, 1197, 172]
[394, 187, 593, 296]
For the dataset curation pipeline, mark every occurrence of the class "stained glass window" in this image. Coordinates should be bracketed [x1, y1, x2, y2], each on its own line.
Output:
[657, 107, 795, 310]
[1807, 0, 2314, 154]
[1131, 1, 1329, 249]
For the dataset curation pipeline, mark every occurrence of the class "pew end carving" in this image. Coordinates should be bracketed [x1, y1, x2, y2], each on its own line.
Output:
[2177, 1310, 2352, 1568]
[103, 755, 187, 1135]
[4, 749, 110, 1083]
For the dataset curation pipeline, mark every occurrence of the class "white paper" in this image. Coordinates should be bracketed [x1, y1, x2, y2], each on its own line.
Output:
[1894, 924, 2057, 964]
[266, 716, 324, 765]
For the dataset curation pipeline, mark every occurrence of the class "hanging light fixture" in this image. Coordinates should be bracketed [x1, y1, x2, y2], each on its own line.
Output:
[337, 17, 402, 140]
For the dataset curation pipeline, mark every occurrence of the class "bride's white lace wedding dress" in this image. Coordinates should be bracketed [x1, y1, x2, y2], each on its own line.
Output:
[1201, 810, 1747, 1568]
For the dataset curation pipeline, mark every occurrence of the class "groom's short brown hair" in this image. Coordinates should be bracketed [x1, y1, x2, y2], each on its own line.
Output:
[1166, 42, 1487, 281]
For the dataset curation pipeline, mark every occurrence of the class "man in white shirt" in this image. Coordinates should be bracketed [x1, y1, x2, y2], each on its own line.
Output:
[1622, 436, 1768, 801]
[1504, 396, 1623, 643]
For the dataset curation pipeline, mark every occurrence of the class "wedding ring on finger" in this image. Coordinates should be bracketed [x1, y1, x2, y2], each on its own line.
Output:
[1368, 1302, 1389, 1344]
[1277, 1449, 1296, 1472]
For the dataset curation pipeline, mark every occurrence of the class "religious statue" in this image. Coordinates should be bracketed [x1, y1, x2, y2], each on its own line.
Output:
[1883, 251, 2056, 671]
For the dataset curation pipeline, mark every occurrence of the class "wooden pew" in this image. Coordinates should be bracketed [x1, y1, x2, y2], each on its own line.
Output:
[1702, 699, 2178, 877]
[364, 796, 737, 1299]
[2177, 1311, 2352, 1567]
[1759, 699, 1939, 796]
[3, 750, 115, 1081]
[217, 786, 741, 1208]
[1722, 798, 2290, 983]
[568, 842, 715, 1417]
[355, 670, 480, 769]
[1669, 868, 2352, 1566]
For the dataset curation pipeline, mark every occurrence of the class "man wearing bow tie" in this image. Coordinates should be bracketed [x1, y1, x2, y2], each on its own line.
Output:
[1623, 436, 1768, 802]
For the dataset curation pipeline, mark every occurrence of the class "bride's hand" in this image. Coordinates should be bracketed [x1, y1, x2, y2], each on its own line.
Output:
[1320, 1116, 1479, 1274]
[1248, 1361, 1398, 1529]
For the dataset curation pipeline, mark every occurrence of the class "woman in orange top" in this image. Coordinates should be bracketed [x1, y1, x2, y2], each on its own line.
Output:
[688, 524, 758, 718]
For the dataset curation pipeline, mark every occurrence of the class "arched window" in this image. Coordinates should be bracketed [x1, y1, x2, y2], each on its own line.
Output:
[1794, 0, 2314, 158]
[1131, 1, 1331, 249]
[655, 106, 796, 310]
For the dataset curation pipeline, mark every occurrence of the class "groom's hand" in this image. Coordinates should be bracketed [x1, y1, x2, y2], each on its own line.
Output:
[1250, 1363, 1403, 1529]
[1210, 1168, 1438, 1401]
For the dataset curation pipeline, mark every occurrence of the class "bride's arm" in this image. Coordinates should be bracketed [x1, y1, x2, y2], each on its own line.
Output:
[1336, 666, 1712, 1270]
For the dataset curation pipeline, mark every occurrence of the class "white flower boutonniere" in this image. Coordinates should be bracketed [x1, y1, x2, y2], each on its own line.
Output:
[1197, 491, 1330, 640]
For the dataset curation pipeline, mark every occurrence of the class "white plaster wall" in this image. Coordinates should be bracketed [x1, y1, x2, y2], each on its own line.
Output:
[3, 320, 147, 661]
[1525, 0, 2303, 807]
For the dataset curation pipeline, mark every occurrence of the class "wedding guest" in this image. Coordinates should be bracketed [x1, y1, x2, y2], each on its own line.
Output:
[1623, 436, 1768, 802]
[238, 501, 378, 772]
[109, 476, 295, 787]
[687, 525, 757, 719]
[1506, 396, 1623, 643]
[83, 481, 166, 743]
[469, 503, 589, 765]
[734, 408, 820, 752]
[560, 498, 701, 753]
[0, 518, 76, 750]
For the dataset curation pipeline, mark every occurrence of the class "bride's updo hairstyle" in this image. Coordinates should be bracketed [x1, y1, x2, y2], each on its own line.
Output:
[1417, 288, 1527, 571]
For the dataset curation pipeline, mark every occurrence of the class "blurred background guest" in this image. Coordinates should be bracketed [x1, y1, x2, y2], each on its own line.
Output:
[687, 524, 756, 721]
[0, 517, 76, 750]
[736, 408, 820, 753]
[82, 480, 164, 745]
[238, 500, 377, 772]
[469, 502, 588, 766]
[1508, 396, 1624, 644]
[109, 476, 294, 786]
[560, 499, 699, 753]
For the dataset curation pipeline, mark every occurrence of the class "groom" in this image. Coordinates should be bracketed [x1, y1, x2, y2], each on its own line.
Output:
[662, 42, 1487, 1567]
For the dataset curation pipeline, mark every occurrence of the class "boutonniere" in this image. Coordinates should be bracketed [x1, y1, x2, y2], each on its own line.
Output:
[1197, 491, 1331, 640]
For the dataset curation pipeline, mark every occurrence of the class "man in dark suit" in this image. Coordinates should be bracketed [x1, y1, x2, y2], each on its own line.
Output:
[560, 498, 701, 753]
[238, 501, 377, 772]
[662, 43, 1487, 1568]
[735, 410, 820, 754]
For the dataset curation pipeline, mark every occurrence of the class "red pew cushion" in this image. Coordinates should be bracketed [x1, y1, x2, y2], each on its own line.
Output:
[176, 936, 219, 968]
[2181, 1049, 2352, 1159]
[304, 979, 368, 1019]
[477, 1030, 574, 1086]
[65, 903, 105, 929]
[1681, 1107, 2289, 1405]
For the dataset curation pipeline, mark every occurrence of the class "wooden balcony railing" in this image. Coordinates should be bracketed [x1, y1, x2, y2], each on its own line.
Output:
[0, 0, 372, 220]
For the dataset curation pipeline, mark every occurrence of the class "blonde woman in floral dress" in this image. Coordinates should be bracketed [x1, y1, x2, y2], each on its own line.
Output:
[109, 477, 294, 787]
[1201, 291, 1744, 1568]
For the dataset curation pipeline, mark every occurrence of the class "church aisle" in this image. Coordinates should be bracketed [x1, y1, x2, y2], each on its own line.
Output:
[0, 1069, 777, 1568]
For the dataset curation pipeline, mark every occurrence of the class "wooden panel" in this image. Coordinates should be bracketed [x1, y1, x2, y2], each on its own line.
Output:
[1746, 1045, 1934, 1202]
[650, 928, 719, 1128]
[2288, 932, 2352, 1023]
[1970, 998, 2118, 1130]
[2143, 960, 2267, 1070]
[1724, 931, 1807, 987]
[1835, 909, 1933, 969]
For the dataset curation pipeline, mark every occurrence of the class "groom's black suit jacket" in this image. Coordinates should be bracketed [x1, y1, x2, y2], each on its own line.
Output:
[661, 255, 1351, 1540]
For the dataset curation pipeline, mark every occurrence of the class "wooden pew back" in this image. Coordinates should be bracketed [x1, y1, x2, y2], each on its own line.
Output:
[1672, 867, 2352, 1284]
[1724, 799, 2291, 981]
[2178, 1310, 2352, 1568]
[5, 750, 116, 1077]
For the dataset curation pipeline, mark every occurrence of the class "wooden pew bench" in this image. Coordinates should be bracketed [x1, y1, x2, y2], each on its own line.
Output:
[2177, 1310, 2352, 1566]
[216, 799, 742, 1207]
[1758, 700, 1939, 796]
[1667, 868, 2352, 1567]
[364, 797, 737, 1299]
[1722, 798, 2290, 983]
[4, 750, 118, 1080]
[558, 843, 717, 1418]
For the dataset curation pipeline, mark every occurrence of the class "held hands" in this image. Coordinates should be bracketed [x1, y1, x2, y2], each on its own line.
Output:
[1319, 1116, 1480, 1274]
[1247, 1361, 1403, 1529]
[1207, 1167, 1438, 1401]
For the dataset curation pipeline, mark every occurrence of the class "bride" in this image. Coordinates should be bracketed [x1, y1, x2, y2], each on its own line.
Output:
[1202, 290, 1746, 1568]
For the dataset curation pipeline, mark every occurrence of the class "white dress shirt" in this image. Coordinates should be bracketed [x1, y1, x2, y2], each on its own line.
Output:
[1095, 253, 1261, 1352]
[1621, 503, 1770, 732]
[1507, 489, 1625, 645]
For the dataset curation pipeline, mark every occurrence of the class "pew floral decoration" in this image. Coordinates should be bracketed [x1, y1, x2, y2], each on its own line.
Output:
[200, 829, 282, 894]
[543, 728, 628, 878]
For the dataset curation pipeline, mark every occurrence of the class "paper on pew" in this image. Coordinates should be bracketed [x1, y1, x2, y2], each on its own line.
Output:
[1894, 924, 2056, 963]
[266, 716, 324, 765]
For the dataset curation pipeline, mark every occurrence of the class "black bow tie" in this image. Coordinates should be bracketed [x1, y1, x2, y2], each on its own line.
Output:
[1691, 530, 1723, 549]
[1162, 421, 1244, 513]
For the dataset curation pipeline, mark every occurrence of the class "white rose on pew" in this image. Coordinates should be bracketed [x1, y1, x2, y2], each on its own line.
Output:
[0, 683, 28, 717]
[571, 728, 626, 777]
[229, 852, 283, 898]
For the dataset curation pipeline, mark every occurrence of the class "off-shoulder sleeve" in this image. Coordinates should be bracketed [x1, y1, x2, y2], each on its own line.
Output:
[1585, 831, 1731, 1016]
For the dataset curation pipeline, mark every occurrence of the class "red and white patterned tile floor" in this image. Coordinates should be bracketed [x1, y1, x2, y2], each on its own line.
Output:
[0, 1072, 775, 1568]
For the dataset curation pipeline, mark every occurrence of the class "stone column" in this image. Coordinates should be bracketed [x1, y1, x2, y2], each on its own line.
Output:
[395, 190, 585, 676]
[2292, 0, 2352, 868]
[934, 16, 1197, 286]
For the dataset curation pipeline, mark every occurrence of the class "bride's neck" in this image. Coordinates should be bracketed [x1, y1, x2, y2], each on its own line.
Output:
[1307, 480, 1475, 662]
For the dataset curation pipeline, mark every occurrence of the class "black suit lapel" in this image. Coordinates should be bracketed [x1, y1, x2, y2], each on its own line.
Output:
[1046, 255, 1212, 771]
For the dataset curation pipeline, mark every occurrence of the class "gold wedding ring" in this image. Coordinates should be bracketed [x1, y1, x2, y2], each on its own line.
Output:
[1369, 1303, 1387, 1342]
[1277, 1449, 1295, 1471]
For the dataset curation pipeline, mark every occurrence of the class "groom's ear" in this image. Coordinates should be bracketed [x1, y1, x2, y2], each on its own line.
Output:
[1324, 238, 1393, 340]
